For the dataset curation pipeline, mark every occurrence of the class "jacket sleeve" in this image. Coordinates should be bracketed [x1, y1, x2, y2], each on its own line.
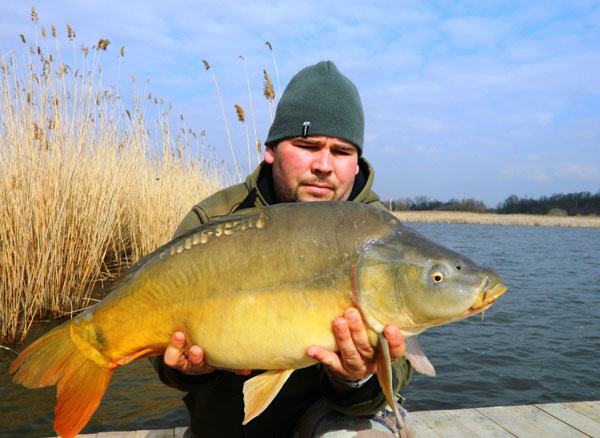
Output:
[320, 358, 413, 415]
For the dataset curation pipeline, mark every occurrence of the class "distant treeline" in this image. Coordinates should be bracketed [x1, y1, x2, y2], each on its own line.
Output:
[391, 191, 600, 216]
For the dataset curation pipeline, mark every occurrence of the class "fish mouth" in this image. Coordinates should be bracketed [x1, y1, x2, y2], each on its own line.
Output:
[470, 279, 507, 311]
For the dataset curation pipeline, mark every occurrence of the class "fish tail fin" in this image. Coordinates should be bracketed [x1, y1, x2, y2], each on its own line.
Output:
[9, 324, 114, 438]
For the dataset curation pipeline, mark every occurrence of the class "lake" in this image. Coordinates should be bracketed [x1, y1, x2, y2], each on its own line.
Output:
[1, 223, 598, 437]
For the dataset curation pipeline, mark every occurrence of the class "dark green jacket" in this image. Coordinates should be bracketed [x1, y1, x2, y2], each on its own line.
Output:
[152, 158, 412, 437]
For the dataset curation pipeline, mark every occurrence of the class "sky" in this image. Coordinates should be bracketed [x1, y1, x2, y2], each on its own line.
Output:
[2, 1, 599, 207]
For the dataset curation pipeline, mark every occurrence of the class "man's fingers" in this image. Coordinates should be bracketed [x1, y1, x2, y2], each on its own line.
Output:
[162, 331, 224, 375]
[308, 310, 397, 381]
[170, 331, 186, 349]
[344, 308, 374, 357]
[164, 331, 186, 367]
[188, 345, 205, 366]
[306, 345, 342, 371]
[384, 325, 406, 360]
[332, 317, 362, 365]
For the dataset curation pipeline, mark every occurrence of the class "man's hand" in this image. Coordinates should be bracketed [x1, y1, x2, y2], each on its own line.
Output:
[306, 307, 405, 382]
[164, 331, 251, 376]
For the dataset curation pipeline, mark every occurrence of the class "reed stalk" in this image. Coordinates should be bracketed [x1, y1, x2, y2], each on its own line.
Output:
[238, 56, 260, 167]
[0, 19, 224, 343]
[263, 69, 276, 123]
[202, 59, 242, 181]
[234, 104, 252, 173]
[265, 42, 281, 99]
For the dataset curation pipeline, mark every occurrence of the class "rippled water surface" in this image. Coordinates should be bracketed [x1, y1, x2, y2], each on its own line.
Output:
[401, 223, 600, 411]
[1, 223, 598, 437]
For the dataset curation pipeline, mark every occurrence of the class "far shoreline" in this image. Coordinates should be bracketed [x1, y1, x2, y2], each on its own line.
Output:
[393, 211, 600, 228]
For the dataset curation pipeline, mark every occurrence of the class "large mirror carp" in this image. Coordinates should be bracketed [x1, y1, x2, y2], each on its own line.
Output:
[10, 201, 506, 438]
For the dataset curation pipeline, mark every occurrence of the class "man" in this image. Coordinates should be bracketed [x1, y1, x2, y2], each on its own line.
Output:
[152, 61, 412, 437]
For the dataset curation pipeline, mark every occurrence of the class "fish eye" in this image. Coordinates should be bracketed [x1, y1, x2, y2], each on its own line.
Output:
[429, 270, 445, 284]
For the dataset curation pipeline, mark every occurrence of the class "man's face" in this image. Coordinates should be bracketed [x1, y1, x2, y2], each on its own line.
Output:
[264, 136, 360, 203]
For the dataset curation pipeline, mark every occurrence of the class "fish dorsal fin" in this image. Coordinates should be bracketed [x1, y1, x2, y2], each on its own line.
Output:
[242, 369, 294, 425]
[376, 333, 415, 438]
[404, 336, 436, 377]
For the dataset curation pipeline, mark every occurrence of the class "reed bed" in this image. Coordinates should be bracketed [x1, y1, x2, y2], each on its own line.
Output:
[0, 18, 224, 343]
[393, 211, 600, 228]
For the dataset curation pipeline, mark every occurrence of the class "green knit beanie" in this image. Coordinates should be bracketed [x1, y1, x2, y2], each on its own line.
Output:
[265, 61, 364, 154]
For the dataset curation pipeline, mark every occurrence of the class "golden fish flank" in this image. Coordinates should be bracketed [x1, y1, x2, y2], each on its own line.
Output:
[164, 212, 269, 258]
[10, 201, 506, 438]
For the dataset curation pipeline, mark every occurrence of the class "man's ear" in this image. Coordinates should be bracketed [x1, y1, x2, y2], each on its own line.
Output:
[264, 144, 275, 164]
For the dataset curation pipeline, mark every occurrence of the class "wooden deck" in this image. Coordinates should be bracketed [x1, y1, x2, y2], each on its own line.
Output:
[47, 400, 599, 437]
[411, 400, 599, 437]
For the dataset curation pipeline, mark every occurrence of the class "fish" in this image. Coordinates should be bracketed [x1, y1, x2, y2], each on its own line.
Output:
[10, 201, 506, 438]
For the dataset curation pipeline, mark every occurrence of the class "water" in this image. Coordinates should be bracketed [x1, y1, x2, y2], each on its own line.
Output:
[401, 223, 600, 411]
[1, 223, 599, 437]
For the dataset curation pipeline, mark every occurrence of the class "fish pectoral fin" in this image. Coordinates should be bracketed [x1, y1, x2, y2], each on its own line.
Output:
[376, 333, 414, 438]
[404, 336, 436, 377]
[242, 369, 294, 425]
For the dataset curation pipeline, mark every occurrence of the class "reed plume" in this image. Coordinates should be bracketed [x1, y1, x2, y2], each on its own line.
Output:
[96, 39, 110, 51]
[66, 24, 76, 40]
[263, 69, 276, 122]
[30, 6, 38, 23]
[235, 104, 252, 173]
[265, 41, 281, 98]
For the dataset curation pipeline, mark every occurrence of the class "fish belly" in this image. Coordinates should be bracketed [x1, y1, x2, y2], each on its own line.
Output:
[183, 287, 352, 370]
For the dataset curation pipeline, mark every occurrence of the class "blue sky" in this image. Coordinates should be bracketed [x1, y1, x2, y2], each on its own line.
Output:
[2, 1, 599, 207]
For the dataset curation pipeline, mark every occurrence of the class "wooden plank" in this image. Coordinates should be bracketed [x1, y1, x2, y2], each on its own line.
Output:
[565, 401, 600, 423]
[133, 430, 174, 438]
[410, 412, 445, 438]
[477, 404, 590, 438]
[411, 409, 482, 438]
[97, 432, 136, 438]
[536, 403, 600, 438]
[448, 408, 516, 438]
[413, 408, 517, 438]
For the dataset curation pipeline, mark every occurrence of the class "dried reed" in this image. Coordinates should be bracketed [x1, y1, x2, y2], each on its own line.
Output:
[263, 69, 276, 122]
[265, 42, 281, 98]
[393, 211, 600, 228]
[238, 55, 260, 167]
[234, 104, 252, 173]
[1, 21, 224, 343]
[202, 60, 241, 181]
